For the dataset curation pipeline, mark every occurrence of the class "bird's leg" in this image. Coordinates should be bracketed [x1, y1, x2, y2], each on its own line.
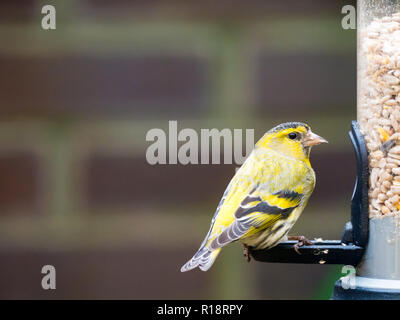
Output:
[243, 244, 251, 262]
[288, 235, 312, 255]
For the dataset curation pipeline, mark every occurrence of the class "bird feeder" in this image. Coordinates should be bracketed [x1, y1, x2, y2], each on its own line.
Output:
[251, 0, 400, 299]
[250, 123, 369, 270]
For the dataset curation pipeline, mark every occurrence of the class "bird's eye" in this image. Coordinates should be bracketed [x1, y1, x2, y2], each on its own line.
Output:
[288, 132, 298, 140]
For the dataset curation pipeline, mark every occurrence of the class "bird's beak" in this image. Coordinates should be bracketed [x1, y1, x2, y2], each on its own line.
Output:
[303, 131, 328, 147]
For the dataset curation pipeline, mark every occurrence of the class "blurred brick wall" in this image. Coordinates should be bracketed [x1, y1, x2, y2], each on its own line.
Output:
[0, 0, 356, 299]
[0, 55, 209, 117]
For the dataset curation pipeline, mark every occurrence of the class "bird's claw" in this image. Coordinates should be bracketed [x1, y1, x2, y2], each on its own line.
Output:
[289, 235, 312, 255]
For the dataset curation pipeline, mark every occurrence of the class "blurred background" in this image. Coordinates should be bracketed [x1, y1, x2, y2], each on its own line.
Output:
[0, 0, 357, 299]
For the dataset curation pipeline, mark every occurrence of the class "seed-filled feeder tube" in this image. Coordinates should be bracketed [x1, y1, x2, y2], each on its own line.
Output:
[358, 1, 400, 217]
[350, 0, 400, 298]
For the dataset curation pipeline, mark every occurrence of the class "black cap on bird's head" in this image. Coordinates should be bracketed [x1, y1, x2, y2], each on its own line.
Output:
[267, 122, 310, 134]
[258, 122, 328, 161]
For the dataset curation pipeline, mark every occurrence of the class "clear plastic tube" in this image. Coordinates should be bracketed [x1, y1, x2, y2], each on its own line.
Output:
[357, 1, 400, 217]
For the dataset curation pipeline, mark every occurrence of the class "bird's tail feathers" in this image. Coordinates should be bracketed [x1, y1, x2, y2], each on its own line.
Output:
[180, 247, 221, 272]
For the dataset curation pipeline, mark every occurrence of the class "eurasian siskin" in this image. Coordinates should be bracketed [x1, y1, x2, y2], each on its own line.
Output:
[181, 122, 327, 272]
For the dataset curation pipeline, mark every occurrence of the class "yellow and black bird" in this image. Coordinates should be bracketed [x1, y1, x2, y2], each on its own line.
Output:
[181, 122, 327, 272]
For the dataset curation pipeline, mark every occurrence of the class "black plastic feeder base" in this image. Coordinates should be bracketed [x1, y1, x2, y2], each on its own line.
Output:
[250, 240, 364, 266]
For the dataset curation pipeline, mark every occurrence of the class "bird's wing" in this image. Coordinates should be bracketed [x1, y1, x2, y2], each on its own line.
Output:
[181, 149, 311, 272]
[207, 187, 303, 250]
[204, 149, 307, 251]
[197, 183, 231, 249]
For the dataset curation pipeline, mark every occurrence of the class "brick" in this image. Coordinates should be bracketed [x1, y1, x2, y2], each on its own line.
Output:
[0, 152, 39, 212]
[311, 150, 355, 202]
[0, 55, 208, 117]
[84, 154, 235, 208]
[254, 53, 356, 114]
[0, 0, 35, 22]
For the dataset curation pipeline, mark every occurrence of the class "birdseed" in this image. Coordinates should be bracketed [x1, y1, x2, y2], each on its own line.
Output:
[359, 12, 400, 218]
